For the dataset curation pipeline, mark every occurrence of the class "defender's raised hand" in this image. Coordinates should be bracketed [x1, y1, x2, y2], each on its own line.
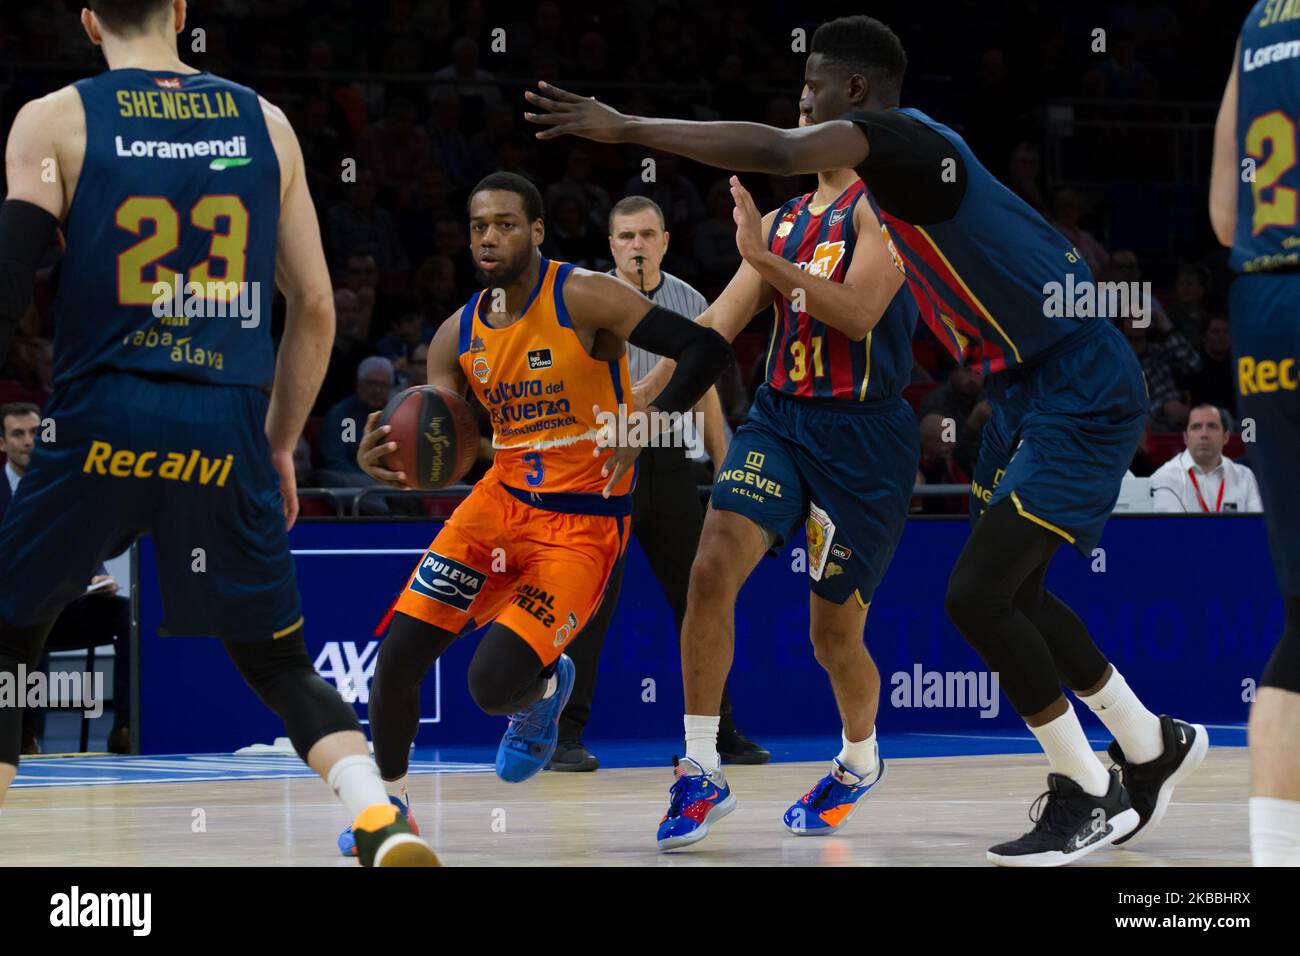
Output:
[524, 81, 630, 143]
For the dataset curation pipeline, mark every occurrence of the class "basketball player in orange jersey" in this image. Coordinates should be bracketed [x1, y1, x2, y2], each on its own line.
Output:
[0, 0, 435, 865]
[335, 172, 733, 855]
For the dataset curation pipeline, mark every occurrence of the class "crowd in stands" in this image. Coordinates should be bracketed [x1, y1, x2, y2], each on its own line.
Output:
[0, 1, 1257, 514]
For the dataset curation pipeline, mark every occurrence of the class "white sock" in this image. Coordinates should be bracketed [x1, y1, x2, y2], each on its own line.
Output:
[1080, 668, 1164, 764]
[1250, 797, 1300, 866]
[1029, 704, 1111, 797]
[684, 714, 720, 773]
[541, 673, 558, 700]
[383, 774, 408, 801]
[836, 729, 877, 778]
[327, 754, 390, 819]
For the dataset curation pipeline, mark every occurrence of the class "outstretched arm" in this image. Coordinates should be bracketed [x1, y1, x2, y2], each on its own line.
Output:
[525, 82, 868, 176]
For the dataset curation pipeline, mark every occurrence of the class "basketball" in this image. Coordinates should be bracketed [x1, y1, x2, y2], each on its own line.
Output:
[376, 385, 479, 489]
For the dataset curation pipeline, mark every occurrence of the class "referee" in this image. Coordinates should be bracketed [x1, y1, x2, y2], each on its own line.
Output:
[548, 197, 770, 770]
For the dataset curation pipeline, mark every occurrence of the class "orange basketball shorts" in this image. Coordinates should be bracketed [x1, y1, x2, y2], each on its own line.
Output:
[392, 478, 630, 665]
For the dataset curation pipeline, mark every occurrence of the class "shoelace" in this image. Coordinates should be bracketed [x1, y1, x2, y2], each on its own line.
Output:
[1027, 788, 1074, 837]
[803, 775, 838, 809]
[666, 775, 691, 817]
[505, 701, 554, 749]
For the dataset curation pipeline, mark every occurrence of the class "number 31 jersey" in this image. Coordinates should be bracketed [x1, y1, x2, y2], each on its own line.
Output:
[54, 69, 280, 387]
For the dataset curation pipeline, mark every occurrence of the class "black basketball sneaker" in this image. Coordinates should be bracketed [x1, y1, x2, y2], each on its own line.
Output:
[986, 769, 1139, 867]
[1108, 715, 1209, 848]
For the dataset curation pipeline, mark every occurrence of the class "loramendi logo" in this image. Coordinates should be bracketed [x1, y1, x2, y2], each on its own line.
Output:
[114, 134, 252, 170]
[50, 887, 151, 936]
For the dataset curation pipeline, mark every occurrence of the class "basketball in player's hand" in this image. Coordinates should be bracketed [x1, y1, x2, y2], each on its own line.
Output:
[376, 385, 479, 489]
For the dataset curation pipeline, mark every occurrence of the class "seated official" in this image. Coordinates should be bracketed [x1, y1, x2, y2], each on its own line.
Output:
[1150, 404, 1262, 514]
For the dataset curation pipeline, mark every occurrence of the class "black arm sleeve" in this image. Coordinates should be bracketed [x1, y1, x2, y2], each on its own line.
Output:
[838, 110, 967, 225]
[0, 199, 59, 366]
[626, 304, 734, 414]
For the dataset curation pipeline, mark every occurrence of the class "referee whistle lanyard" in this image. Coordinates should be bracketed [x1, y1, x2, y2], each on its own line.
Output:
[1187, 467, 1225, 514]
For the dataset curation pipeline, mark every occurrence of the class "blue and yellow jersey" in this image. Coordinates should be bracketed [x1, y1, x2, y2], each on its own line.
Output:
[458, 257, 634, 496]
[1232, 0, 1300, 274]
[860, 108, 1093, 375]
[53, 69, 279, 387]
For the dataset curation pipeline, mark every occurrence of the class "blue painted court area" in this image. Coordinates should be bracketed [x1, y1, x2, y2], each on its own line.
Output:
[12, 726, 1246, 789]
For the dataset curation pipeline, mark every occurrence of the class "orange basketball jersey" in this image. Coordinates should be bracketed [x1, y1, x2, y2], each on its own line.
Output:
[457, 257, 634, 497]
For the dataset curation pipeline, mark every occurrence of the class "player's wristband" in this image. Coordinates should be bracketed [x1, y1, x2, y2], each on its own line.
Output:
[627, 305, 733, 414]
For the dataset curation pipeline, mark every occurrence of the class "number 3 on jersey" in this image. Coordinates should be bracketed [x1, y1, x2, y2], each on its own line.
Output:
[116, 194, 250, 305]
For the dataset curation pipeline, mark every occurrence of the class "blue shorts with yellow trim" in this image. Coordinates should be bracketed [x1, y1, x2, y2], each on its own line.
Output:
[1230, 272, 1300, 595]
[970, 319, 1146, 554]
[0, 371, 301, 642]
[710, 385, 919, 606]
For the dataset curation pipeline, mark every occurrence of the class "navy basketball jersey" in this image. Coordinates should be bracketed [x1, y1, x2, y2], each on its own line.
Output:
[1232, 1, 1300, 274]
[764, 180, 917, 402]
[862, 109, 1092, 375]
[53, 69, 280, 387]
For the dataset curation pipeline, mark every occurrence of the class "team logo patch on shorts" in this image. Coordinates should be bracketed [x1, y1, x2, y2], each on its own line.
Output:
[806, 503, 836, 581]
[408, 551, 486, 611]
[831, 543, 852, 561]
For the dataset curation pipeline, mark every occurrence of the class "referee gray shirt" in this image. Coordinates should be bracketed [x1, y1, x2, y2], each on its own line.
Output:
[608, 268, 708, 383]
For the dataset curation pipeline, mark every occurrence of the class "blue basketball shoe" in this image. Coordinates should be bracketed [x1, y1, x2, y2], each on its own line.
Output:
[496, 654, 575, 783]
[783, 752, 887, 835]
[656, 756, 736, 851]
[337, 792, 419, 857]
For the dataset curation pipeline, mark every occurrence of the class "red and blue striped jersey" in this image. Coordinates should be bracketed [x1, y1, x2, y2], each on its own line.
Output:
[854, 108, 1093, 376]
[764, 180, 917, 402]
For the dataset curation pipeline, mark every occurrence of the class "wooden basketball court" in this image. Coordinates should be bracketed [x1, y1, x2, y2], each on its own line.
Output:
[1, 747, 1250, 866]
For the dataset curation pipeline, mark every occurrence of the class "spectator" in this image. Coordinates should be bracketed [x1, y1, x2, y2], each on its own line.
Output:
[1050, 188, 1110, 278]
[398, 168, 460, 269]
[693, 178, 744, 287]
[314, 289, 371, 414]
[318, 356, 395, 475]
[1168, 264, 1214, 348]
[412, 255, 461, 320]
[1185, 314, 1236, 416]
[326, 169, 408, 274]
[544, 149, 611, 231]
[915, 412, 970, 515]
[1119, 309, 1202, 432]
[376, 306, 434, 383]
[919, 364, 989, 476]
[621, 152, 706, 234]
[1, 403, 131, 755]
[401, 342, 430, 389]
[1006, 140, 1048, 218]
[1150, 404, 1262, 513]
[356, 91, 431, 203]
[1108, 249, 1172, 327]
[1088, 30, 1158, 99]
[426, 90, 475, 188]
[432, 37, 501, 108]
[544, 195, 609, 271]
